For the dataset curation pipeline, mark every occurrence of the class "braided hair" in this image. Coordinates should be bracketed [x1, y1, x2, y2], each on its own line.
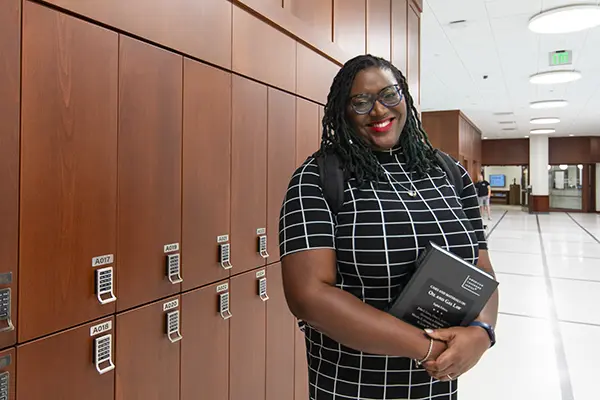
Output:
[318, 54, 437, 184]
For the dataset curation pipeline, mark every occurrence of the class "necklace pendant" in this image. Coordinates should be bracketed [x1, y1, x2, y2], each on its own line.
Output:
[408, 191, 417, 197]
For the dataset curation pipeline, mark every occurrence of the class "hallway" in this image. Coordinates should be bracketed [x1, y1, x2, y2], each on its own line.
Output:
[461, 208, 600, 400]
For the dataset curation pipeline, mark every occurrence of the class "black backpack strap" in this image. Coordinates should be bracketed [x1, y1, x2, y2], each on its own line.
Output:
[435, 150, 464, 195]
[314, 152, 346, 215]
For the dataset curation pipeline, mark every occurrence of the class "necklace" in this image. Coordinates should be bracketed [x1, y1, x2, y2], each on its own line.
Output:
[383, 168, 418, 197]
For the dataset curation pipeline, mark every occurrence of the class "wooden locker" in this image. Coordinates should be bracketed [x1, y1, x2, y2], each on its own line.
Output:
[391, 0, 408, 74]
[182, 60, 232, 290]
[407, 3, 420, 107]
[17, 317, 116, 400]
[229, 269, 267, 400]
[117, 36, 183, 312]
[0, 0, 20, 350]
[266, 89, 296, 263]
[115, 295, 181, 400]
[266, 263, 295, 400]
[0, 348, 15, 400]
[181, 280, 230, 400]
[231, 76, 268, 274]
[295, 98, 320, 166]
[20, 2, 118, 342]
[294, 327, 309, 400]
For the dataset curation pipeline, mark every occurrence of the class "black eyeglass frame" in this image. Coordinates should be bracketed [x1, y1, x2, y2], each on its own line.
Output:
[348, 84, 403, 115]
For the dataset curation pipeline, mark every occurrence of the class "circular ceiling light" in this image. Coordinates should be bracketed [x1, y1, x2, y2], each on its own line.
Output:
[531, 128, 556, 134]
[559, 164, 568, 170]
[529, 4, 600, 34]
[530, 70, 582, 84]
[530, 117, 560, 124]
[530, 100, 568, 109]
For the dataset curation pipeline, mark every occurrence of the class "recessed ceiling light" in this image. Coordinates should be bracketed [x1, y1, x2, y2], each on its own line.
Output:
[530, 128, 556, 134]
[529, 4, 600, 34]
[530, 100, 568, 109]
[483, 137, 488, 139]
[530, 117, 560, 124]
[569, 134, 574, 136]
[530, 70, 582, 84]
[524, 136, 530, 138]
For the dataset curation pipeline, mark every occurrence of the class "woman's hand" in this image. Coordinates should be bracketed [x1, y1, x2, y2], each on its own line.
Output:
[422, 326, 491, 381]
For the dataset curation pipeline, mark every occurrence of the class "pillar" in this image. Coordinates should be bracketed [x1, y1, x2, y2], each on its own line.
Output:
[529, 135, 550, 213]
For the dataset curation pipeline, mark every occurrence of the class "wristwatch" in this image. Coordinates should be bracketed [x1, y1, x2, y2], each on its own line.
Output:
[468, 321, 496, 348]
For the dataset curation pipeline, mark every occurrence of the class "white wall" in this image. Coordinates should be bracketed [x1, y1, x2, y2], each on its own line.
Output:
[530, 135, 549, 196]
[597, 163, 600, 212]
[483, 166, 522, 190]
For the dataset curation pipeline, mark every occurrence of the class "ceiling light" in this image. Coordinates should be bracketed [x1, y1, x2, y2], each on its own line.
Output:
[529, 4, 600, 34]
[530, 100, 568, 109]
[525, 136, 530, 138]
[483, 137, 488, 140]
[559, 164, 568, 170]
[530, 117, 560, 124]
[530, 70, 582, 84]
[578, 164, 584, 169]
[530, 128, 556, 134]
[569, 134, 574, 136]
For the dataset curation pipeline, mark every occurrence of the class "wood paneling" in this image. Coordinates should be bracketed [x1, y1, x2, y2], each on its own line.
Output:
[549, 137, 591, 165]
[407, 3, 420, 106]
[181, 281, 230, 400]
[231, 76, 268, 274]
[0, 0, 20, 350]
[20, 2, 118, 342]
[458, 113, 482, 179]
[367, 0, 391, 60]
[530, 195, 549, 213]
[297, 44, 339, 104]
[17, 317, 116, 400]
[230, 269, 267, 400]
[422, 111, 460, 158]
[117, 36, 183, 312]
[39, 0, 232, 69]
[391, 0, 408, 73]
[296, 99, 321, 166]
[482, 139, 530, 166]
[182, 60, 232, 290]
[333, 0, 366, 57]
[0, 348, 15, 400]
[233, 5, 296, 93]
[591, 137, 600, 162]
[294, 327, 309, 400]
[267, 89, 297, 262]
[116, 296, 181, 400]
[266, 263, 295, 400]
[285, 0, 333, 41]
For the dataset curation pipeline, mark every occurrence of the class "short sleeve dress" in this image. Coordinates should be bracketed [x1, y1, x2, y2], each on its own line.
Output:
[278, 147, 487, 400]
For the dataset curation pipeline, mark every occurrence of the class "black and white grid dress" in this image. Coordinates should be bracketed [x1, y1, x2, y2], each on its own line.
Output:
[279, 147, 487, 400]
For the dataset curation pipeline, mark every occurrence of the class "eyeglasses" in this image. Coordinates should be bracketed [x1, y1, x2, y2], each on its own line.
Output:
[349, 84, 403, 115]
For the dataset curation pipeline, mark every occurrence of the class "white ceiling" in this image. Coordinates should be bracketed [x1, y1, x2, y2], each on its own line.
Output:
[420, 0, 600, 140]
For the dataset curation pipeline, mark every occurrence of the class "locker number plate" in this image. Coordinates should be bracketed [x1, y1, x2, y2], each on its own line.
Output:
[258, 277, 269, 301]
[0, 371, 8, 400]
[219, 243, 232, 270]
[94, 334, 115, 375]
[166, 253, 183, 284]
[219, 292, 232, 320]
[258, 235, 269, 258]
[0, 289, 13, 333]
[96, 267, 116, 305]
[166, 310, 183, 343]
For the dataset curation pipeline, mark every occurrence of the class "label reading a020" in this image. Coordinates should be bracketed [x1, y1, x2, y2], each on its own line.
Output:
[90, 320, 112, 337]
[163, 299, 179, 312]
[216, 283, 229, 293]
[164, 243, 180, 253]
[92, 254, 114, 268]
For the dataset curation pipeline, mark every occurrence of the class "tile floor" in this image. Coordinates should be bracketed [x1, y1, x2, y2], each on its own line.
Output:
[460, 206, 600, 400]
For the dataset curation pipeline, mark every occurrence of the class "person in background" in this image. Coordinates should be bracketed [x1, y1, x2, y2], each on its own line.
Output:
[475, 174, 492, 221]
[278, 54, 498, 400]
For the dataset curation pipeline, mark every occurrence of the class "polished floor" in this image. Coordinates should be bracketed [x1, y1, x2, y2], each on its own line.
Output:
[461, 206, 600, 400]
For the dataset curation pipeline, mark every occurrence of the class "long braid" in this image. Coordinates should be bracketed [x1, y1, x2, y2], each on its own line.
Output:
[318, 54, 437, 184]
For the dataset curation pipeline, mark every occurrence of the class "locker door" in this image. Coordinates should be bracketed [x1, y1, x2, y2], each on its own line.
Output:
[0, 0, 20, 349]
[266, 89, 296, 263]
[17, 317, 116, 400]
[115, 296, 181, 400]
[295, 98, 320, 167]
[266, 263, 295, 400]
[231, 76, 268, 274]
[181, 280, 230, 400]
[117, 36, 183, 312]
[182, 59, 232, 290]
[295, 328, 309, 400]
[20, 2, 118, 342]
[0, 348, 15, 400]
[229, 269, 267, 400]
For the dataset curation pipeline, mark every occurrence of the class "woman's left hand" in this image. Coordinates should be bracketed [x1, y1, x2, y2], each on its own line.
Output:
[422, 326, 491, 381]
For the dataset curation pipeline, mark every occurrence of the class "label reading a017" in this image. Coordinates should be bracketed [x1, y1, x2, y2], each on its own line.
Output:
[92, 254, 114, 268]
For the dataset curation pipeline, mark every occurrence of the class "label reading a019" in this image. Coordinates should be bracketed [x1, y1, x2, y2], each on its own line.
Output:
[164, 243, 180, 253]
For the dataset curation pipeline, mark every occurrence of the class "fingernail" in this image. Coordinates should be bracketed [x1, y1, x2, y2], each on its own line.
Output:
[424, 328, 434, 334]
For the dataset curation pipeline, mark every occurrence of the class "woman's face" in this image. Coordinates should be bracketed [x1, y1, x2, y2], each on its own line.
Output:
[347, 67, 408, 151]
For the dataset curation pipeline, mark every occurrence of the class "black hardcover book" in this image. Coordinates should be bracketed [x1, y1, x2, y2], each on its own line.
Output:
[386, 241, 498, 330]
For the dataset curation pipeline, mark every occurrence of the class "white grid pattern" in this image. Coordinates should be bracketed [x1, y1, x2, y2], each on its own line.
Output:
[279, 149, 486, 399]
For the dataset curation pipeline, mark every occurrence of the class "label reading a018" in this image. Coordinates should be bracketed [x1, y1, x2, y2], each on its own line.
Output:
[163, 299, 179, 311]
[90, 320, 112, 337]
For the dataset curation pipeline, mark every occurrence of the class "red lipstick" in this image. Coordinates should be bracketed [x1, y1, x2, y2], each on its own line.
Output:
[367, 117, 395, 133]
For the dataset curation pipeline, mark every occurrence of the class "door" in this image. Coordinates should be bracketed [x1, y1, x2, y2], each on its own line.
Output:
[20, 2, 118, 342]
[266, 263, 295, 400]
[0, 0, 19, 349]
[115, 296, 181, 400]
[117, 36, 183, 311]
[17, 317, 116, 400]
[231, 76, 268, 274]
[0, 348, 15, 400]
[295, 98, 320, 166]
[181, 280, 230, 400]
[267, 89, 296, 263]
[229, 268, 267, 400]
[294, 327, 309, 400]
[182, 60, 232, 290]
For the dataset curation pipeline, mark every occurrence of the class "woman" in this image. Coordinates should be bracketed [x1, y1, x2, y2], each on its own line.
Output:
[278, 54, 498, 400]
